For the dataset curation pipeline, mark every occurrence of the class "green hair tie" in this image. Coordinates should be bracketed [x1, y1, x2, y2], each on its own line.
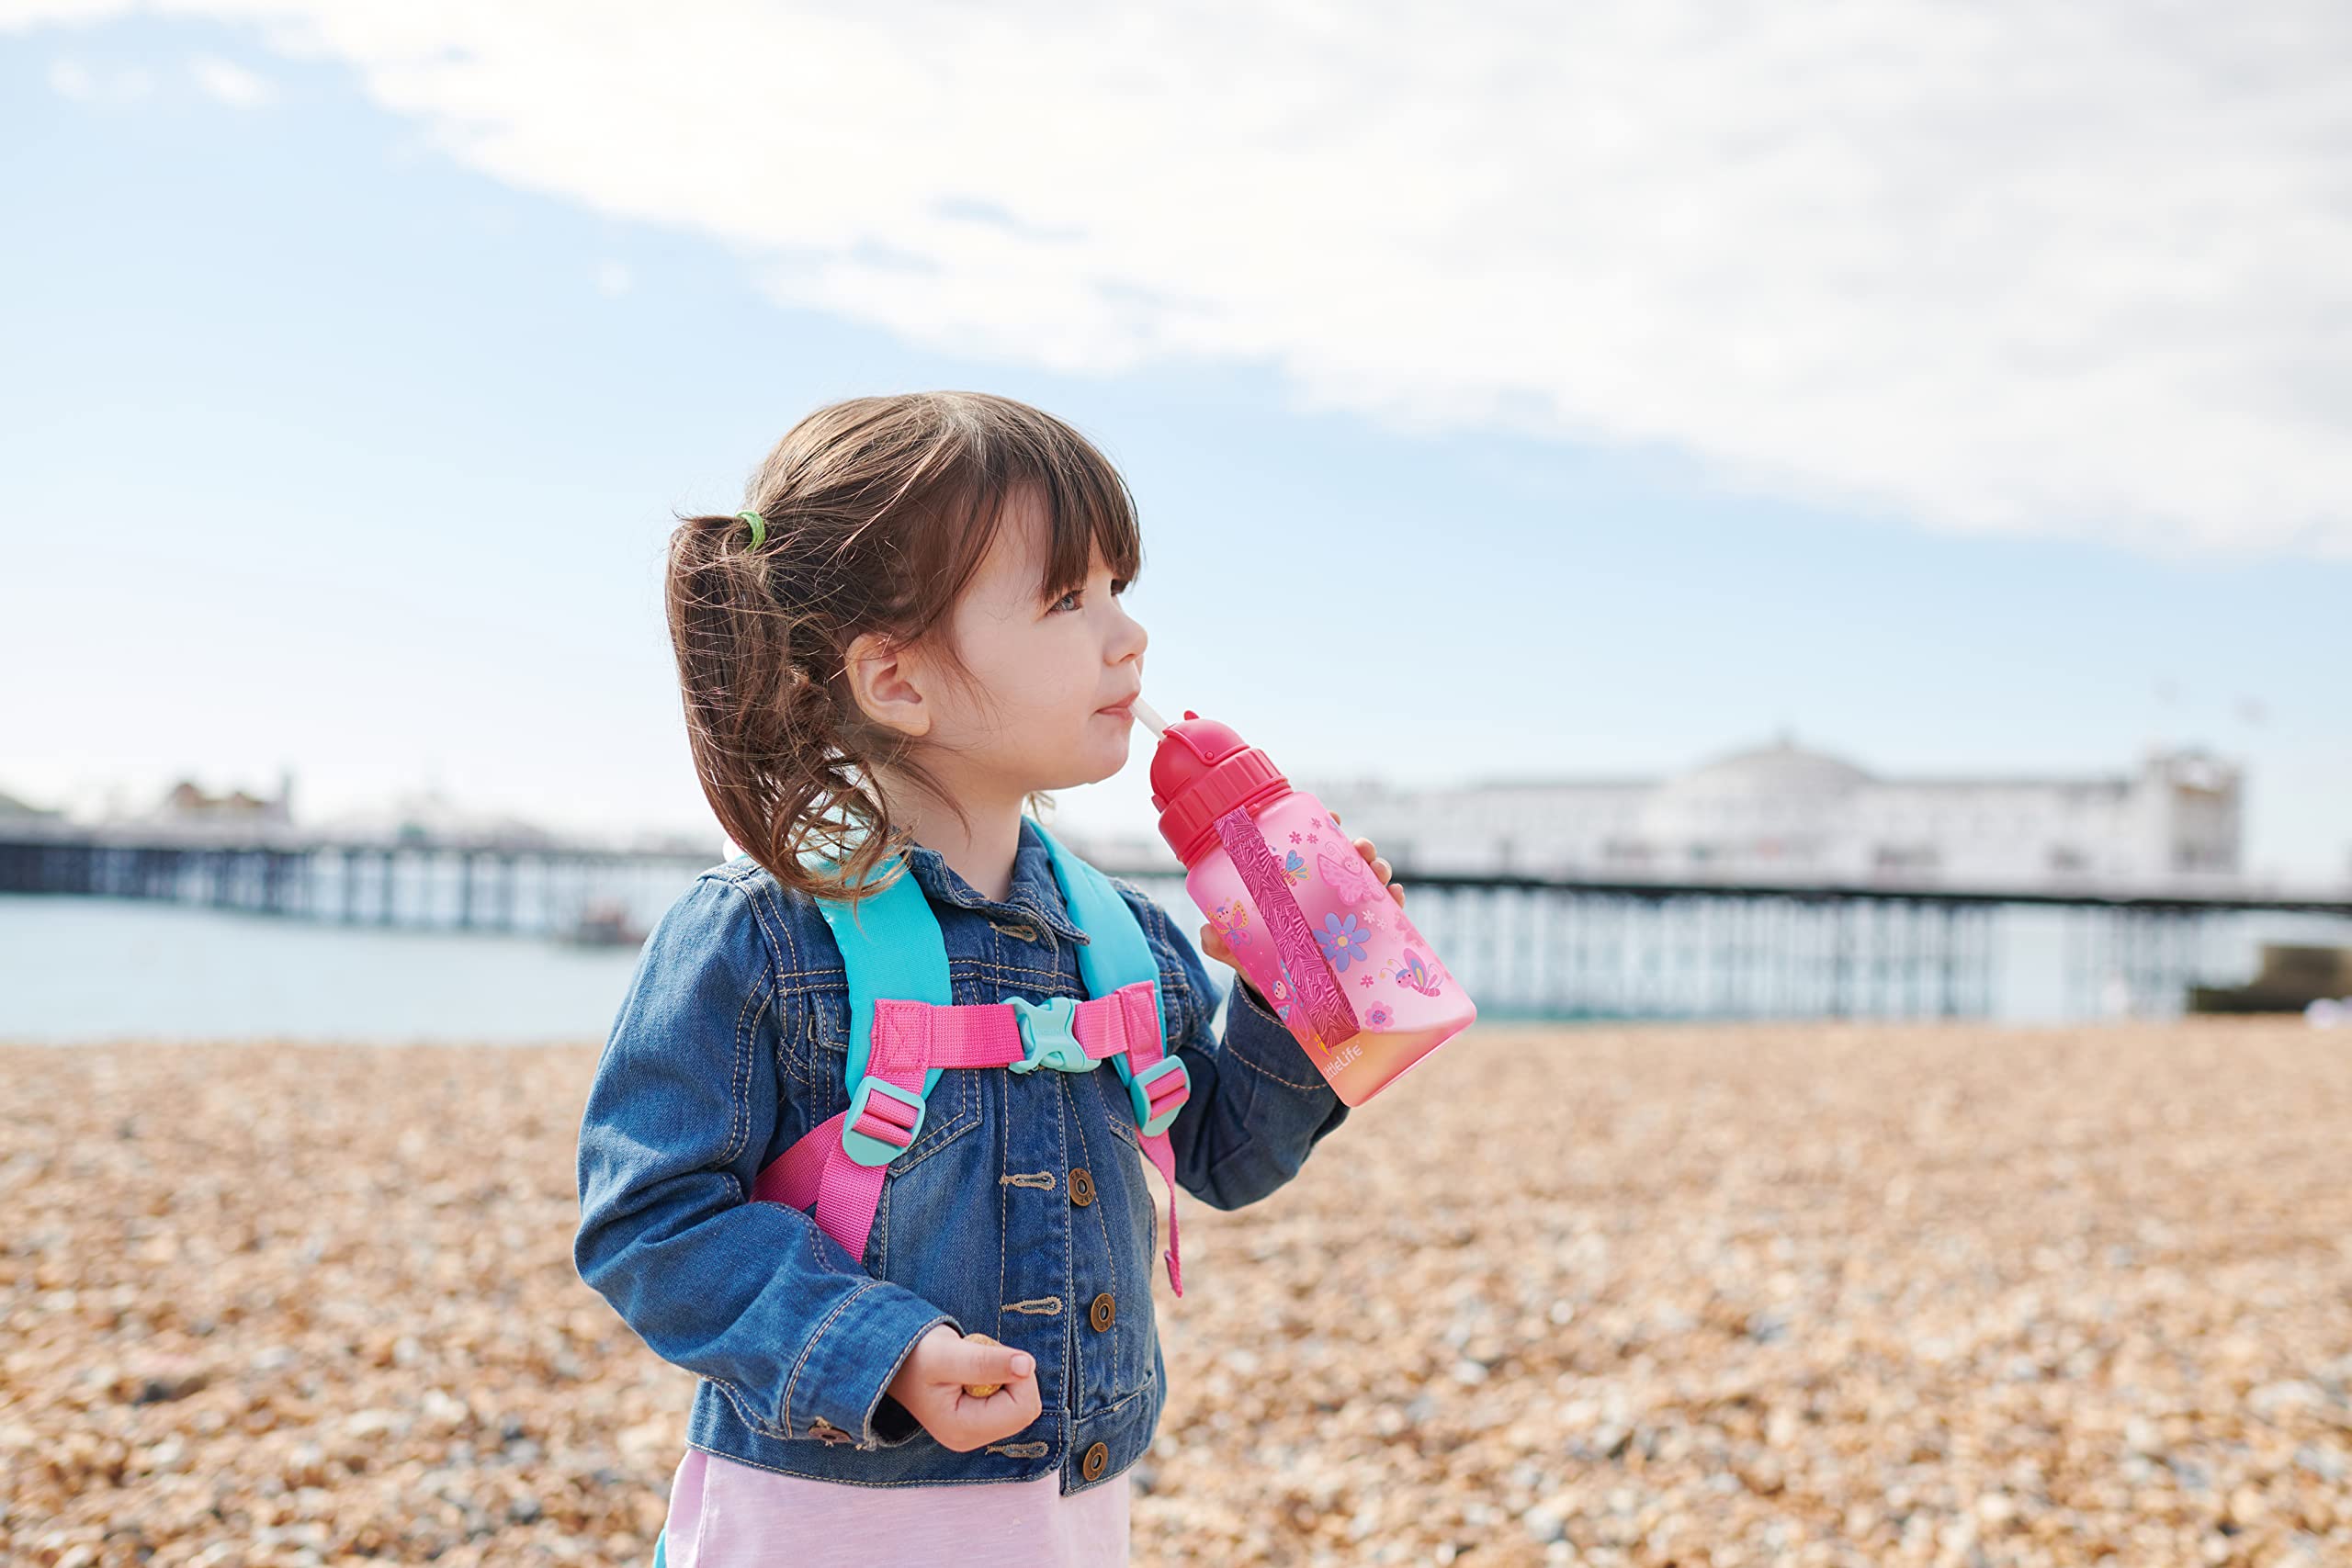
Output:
[735, 509, 767, 550]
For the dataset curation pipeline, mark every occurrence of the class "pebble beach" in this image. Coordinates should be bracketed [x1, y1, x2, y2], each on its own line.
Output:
[5, 1019, 2347, 1568]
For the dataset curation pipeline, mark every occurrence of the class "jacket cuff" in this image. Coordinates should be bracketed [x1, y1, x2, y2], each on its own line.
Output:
[782, 1280, 961, 1450]
[865, 1306, 964, 1449]
[1222, 976, 1348, 1128]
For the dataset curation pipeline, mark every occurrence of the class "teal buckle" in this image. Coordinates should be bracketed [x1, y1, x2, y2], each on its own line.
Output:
[1127, 1056, 1190, 1136]
[1004, 995, 1096, 1074]
[842, 1075, 926, 1167]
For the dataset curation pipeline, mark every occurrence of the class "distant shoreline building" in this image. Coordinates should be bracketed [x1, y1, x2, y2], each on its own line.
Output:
[1304, 736, 2241, 890]
[158, 769, 296, 827]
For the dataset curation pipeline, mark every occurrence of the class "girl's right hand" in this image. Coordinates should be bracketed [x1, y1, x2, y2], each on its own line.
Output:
[886, 1325, 1041, 1453]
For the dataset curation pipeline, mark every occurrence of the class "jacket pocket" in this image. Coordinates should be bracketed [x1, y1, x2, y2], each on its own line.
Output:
[864, 1090, 1004, 1301]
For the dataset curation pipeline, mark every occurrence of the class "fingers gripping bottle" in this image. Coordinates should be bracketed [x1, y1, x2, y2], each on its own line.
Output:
[1142, 705, 1475, 1106]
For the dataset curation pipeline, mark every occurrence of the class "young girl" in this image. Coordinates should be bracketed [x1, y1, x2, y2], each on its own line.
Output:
[573, 392, 1404, 1566]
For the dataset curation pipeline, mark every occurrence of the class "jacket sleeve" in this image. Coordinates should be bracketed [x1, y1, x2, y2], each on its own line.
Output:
[1112, 879, 1350, 1211]
[572, 874, 959, 1450]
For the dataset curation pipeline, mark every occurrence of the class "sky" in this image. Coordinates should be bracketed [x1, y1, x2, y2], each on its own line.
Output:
[2, 3, 2347, 885]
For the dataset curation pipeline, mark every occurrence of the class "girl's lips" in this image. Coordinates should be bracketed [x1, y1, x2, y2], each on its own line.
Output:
[1096, 701, 1136, 717]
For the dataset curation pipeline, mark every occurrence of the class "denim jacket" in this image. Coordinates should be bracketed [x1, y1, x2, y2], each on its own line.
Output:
[573, 816, 1350, 1495]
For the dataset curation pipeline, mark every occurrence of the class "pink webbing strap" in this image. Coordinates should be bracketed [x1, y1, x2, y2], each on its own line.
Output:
[1214, 802, 1359, 1050]
[1117, 987, 1185, 1297]
[754, 1113, 889, 1263]
[752, 981, 1184, 1294]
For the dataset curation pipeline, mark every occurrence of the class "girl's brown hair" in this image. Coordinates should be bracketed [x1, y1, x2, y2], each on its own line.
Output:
[666, 391, 1143, 909]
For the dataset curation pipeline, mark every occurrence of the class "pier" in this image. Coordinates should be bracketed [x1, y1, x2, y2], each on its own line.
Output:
[6, 821, 2346, 1021]
[0, 819, 712, 938]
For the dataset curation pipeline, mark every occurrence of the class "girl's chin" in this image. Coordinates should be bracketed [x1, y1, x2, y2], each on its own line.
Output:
[1075, 728, 1135, 784]
[1024, 734, 1132, 795]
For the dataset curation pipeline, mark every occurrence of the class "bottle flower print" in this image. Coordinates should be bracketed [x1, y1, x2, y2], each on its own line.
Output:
[1144, 708, 1476, 1106]
[1316, 913, 1370, 971]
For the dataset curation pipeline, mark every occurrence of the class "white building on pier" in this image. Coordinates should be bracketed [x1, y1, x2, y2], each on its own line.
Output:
[1303, 737, 2241, 890]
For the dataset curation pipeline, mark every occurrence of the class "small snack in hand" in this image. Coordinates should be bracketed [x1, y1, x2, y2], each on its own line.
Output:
[963, 1332, 1003, 1397]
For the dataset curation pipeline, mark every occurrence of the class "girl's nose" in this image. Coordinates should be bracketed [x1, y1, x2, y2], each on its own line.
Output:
[1116, 608, 1148, 663]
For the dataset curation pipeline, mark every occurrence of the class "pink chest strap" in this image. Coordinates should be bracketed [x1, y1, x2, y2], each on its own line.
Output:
[752, 980, 1187, 1296]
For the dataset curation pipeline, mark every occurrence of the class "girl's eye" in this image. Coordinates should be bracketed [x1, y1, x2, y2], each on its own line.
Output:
[1051, 579, 1129, 614]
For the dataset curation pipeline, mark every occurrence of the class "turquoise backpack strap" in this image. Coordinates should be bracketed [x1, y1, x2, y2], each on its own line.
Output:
[1034, 824, 1194, 1301]
[1030, 820, 1161, 1003]
[805, 851, 952, 1165]
[1030, 822, 1185, 1130]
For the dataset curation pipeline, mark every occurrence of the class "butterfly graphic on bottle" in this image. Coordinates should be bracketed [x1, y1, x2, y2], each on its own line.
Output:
[1269, 969, 1311, 1038]
[1278, 849, 1309, 886]
[1210, 899, 1253, 948]
[1384, 947, 1445, 997]
[1316, 845, 1384, 906]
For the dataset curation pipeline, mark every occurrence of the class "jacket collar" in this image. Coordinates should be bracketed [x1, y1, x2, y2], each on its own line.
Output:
[898, 817, 1091, 946]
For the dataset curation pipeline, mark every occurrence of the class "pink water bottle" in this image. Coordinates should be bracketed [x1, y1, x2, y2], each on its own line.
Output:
[1143, 706, 1476, 1106]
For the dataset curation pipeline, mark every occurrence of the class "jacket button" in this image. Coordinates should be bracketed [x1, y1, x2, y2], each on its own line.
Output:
[1089, 1292, 1115, 1333]
[1082, 1441, 1109, 1480]
[1069, 1168, 1095, 1207]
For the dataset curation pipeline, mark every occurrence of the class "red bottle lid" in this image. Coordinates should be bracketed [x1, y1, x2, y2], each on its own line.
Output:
[1149, 711, 1293, 867]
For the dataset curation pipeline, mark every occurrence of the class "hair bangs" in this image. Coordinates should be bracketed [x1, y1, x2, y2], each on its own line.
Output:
[989, 411, 1143, 607]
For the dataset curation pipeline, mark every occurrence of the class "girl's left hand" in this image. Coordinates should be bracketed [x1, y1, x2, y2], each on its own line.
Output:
[1197, 821, 1401, 973]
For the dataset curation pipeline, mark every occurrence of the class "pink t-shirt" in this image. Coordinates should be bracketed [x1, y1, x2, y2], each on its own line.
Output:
[658, 1446, 1131, 1568]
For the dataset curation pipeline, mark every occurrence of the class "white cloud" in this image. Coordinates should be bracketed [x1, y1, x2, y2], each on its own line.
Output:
[189, 51, 271, 106]
[45, 51, 148, 102]
[10, 0, 2352, 557]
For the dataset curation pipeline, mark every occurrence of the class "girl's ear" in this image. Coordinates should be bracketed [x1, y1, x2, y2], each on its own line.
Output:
[845, 631, 933, 739]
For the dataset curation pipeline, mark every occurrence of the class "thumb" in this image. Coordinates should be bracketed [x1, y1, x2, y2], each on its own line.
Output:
[955, 1337, 1034, 1380]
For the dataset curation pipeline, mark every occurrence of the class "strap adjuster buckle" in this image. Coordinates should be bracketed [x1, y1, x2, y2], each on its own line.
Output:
[1127, 1057, 1190, 1136]
[842, 1075, 925, 1166]
[1005, 995, 1094, 1074]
